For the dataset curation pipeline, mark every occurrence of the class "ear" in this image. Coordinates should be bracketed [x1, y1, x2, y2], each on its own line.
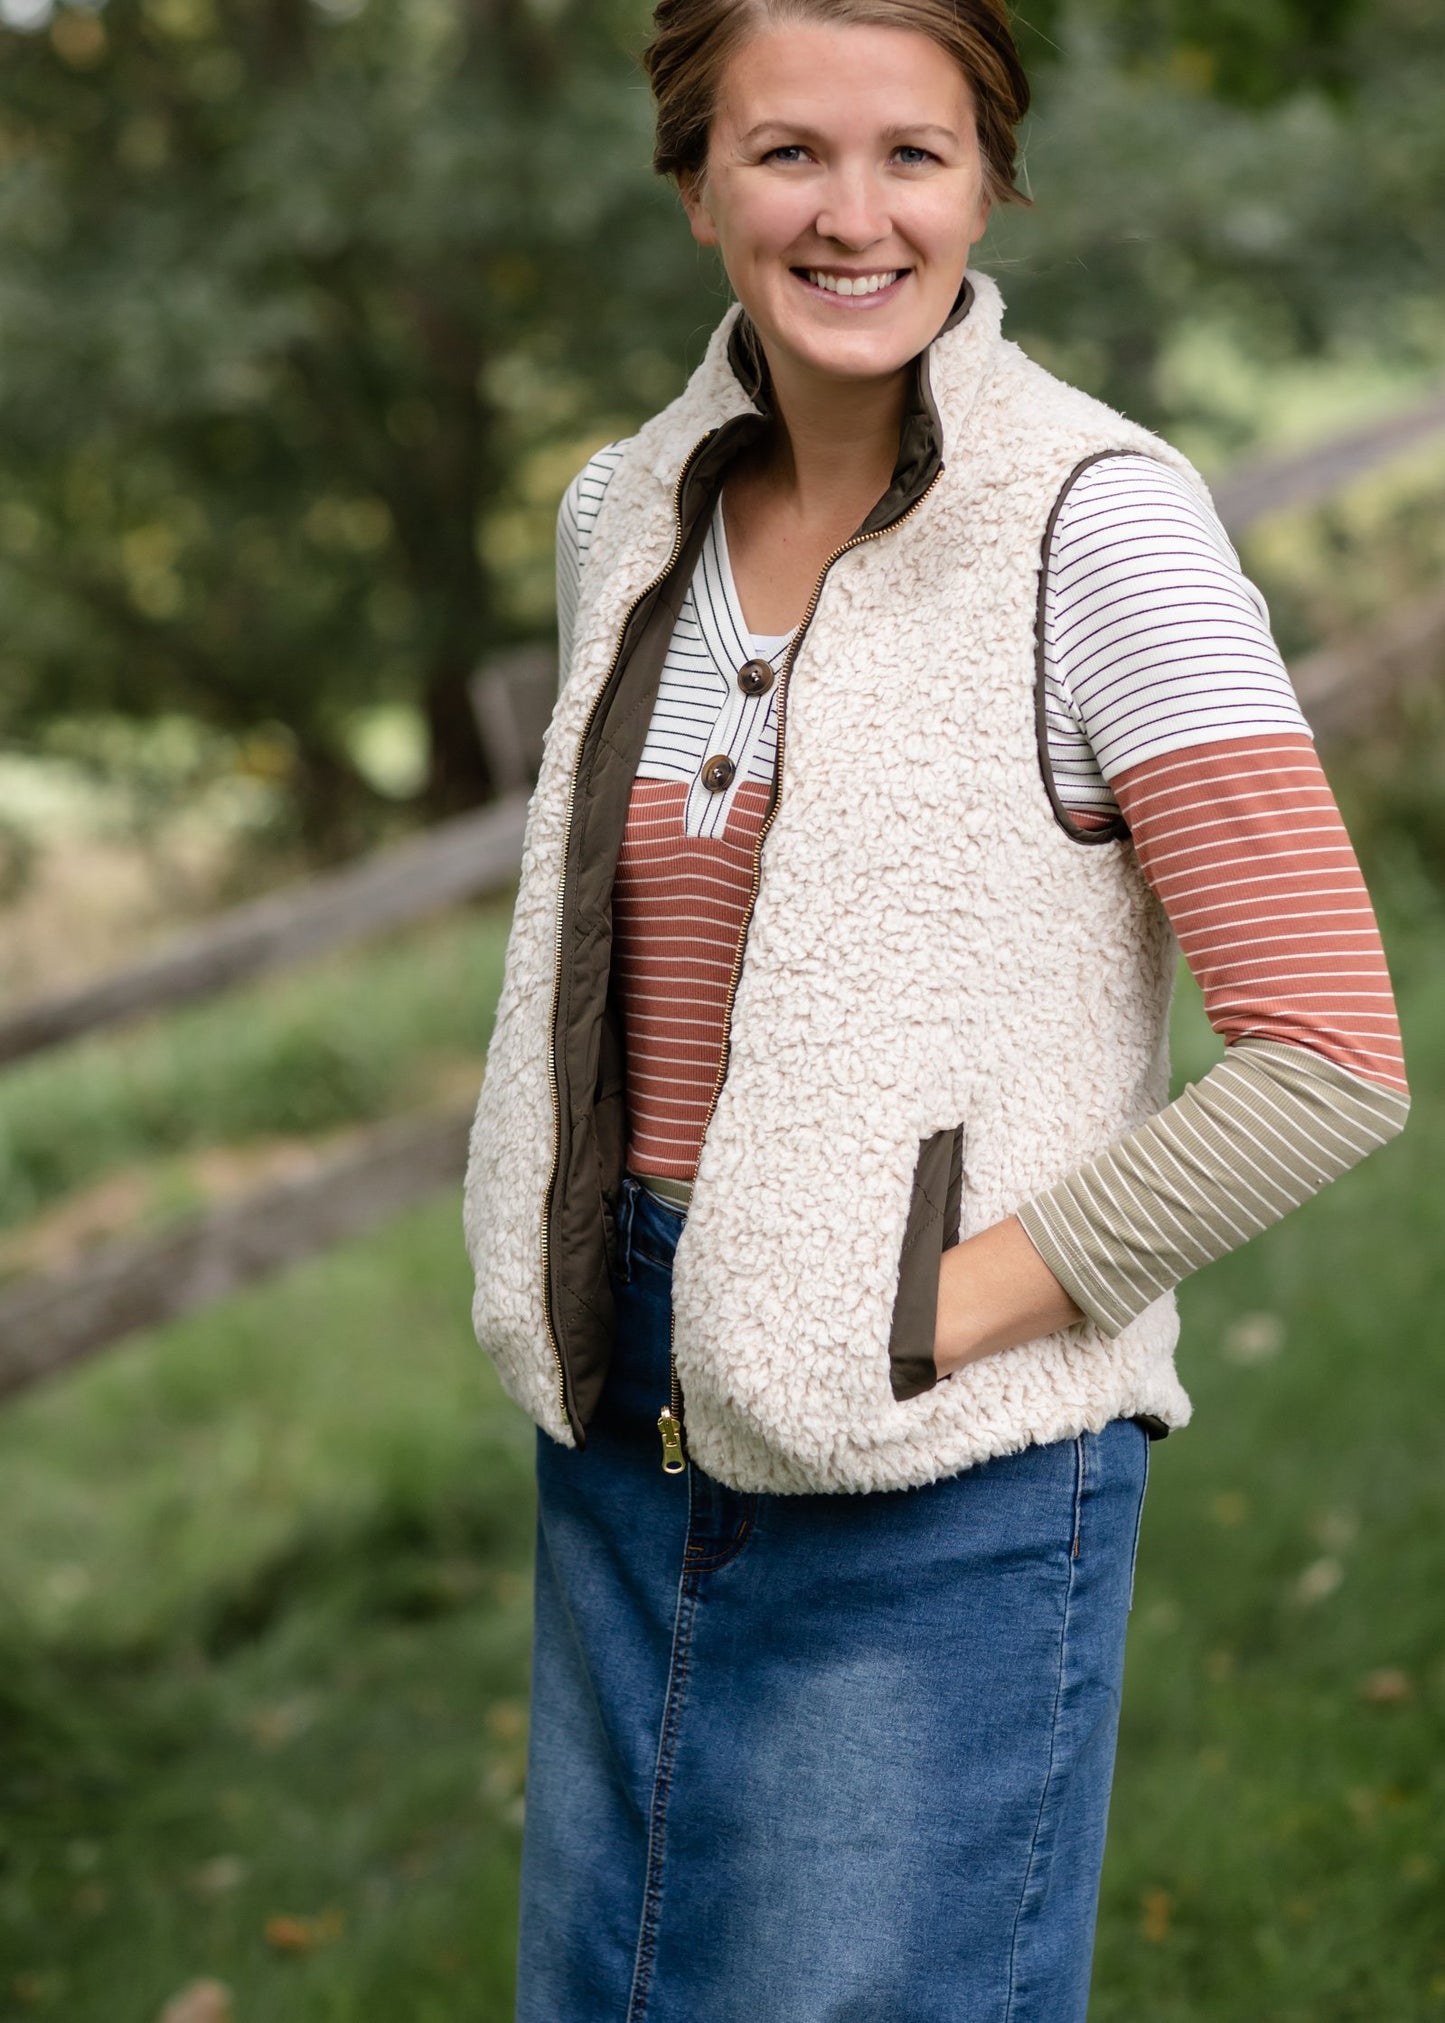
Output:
[679, 170, 720, 249]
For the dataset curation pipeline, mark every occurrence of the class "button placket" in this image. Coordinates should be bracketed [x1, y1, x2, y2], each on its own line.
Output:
[682, 675, 774, 838]
[681, 502, 791, 839]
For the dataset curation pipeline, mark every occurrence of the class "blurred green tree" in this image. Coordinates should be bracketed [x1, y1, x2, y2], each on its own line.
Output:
[1016, 0, 1366, 106]
[998, 0, 1445, 427]
[0, 0, 1442, 848]
[0, 0, 703, 845]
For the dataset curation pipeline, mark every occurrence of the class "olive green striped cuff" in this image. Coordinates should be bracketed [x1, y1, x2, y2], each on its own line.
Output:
[1016, 1039, 1410, 1337]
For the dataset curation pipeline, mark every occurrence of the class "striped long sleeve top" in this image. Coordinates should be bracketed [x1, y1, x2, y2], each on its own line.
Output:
[556, 445, 1408, 1335]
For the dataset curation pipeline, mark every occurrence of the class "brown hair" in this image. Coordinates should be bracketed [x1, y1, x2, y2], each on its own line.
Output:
[642, 0, 1031, 208]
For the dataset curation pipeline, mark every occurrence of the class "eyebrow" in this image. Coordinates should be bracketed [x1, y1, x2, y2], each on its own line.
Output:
[738, 120, 961, 148]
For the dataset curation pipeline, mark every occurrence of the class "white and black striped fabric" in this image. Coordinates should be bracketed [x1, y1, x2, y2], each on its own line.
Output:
[557, 444, 1311, 808]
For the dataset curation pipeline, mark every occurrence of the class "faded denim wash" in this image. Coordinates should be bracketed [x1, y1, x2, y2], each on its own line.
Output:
[516, 1177, 1149, 2023]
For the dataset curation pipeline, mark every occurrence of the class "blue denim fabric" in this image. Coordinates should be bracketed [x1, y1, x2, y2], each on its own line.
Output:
[517, 1176, 1149, 2023]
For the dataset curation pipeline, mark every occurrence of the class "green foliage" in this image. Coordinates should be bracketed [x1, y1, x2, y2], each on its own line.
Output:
[991, 0, 1445, 429]
[1332, 690, 1445, 918]
[0, 1201, 535, 2019]
[1018, 0, 1366, 106]
[0, 894, 512, 1231]
[0, 0, 702, 844]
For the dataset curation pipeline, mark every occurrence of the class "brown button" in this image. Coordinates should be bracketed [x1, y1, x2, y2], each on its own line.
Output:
[700, 752, 737, 792]
[737, 658, 775, 696]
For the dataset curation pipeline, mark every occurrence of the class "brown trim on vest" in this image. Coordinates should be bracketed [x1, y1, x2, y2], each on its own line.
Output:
[547, 417, 767, 1436]
[887, 1124, 965, 1402]
[1033, 449, 1136, 847]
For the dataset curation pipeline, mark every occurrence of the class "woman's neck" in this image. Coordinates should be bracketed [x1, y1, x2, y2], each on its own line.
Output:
[718, 345, 913, 633]
[752, 346, 908, 523]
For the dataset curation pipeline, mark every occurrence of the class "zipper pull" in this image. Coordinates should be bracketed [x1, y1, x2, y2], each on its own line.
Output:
[657, 1407, 687, 1475]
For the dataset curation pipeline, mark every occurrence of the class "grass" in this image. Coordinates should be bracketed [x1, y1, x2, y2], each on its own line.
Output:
[0, 920, 1441, 2019]
[0, 1201, 535, 2021]
[1091, 956, 1445, 2020]
[0, 894, 515, 1236]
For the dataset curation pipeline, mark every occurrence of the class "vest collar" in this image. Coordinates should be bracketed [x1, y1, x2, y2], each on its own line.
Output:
[637, 269, 1003, 532]
[724, 269, 976, 406]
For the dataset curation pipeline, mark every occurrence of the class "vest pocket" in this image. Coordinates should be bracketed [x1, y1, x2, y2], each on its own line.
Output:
[887, 1123, 965, 1402]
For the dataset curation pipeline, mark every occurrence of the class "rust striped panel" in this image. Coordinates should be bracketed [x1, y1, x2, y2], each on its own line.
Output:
[612, 777, 770, 1178]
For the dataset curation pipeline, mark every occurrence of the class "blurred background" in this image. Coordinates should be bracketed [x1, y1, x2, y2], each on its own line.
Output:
[0, 0, 1442, 2016]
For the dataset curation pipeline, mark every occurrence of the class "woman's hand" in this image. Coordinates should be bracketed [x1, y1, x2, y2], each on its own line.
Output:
[933, 1215, 1085, 1377]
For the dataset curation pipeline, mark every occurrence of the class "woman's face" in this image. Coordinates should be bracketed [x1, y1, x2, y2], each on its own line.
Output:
[682, 20, 992, 390]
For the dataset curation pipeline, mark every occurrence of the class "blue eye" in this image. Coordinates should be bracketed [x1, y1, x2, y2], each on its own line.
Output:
[763, 144, 811, 164]
[894, 146, 936, 166]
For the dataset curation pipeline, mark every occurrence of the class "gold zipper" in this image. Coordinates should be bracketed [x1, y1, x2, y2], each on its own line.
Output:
[657, 1306, 687, 1474]
[540, 431, 719, 1437]
[656, 459, 947, 1473]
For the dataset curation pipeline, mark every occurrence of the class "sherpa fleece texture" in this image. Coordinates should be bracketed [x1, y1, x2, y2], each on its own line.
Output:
[463, 270, 1200, 1495]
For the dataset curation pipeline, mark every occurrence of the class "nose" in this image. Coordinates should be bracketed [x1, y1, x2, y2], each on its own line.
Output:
[813, 162, 891, 251]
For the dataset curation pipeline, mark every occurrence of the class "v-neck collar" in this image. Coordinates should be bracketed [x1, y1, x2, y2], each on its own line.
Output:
[708, 497, 796, 661]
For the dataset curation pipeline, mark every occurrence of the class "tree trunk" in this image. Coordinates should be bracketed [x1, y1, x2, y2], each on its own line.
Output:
[424, 666, 494, 815]
[290, 739, 387, 862]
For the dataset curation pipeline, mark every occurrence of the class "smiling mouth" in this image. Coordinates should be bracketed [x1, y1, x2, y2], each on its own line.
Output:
[795, 268, 906, 298]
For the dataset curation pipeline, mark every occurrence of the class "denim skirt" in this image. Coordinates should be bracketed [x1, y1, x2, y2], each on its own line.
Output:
[516, 1176, 1150, 2023]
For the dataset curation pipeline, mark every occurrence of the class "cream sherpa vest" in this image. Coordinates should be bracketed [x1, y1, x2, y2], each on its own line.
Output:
[463, 270, 1202, 1495]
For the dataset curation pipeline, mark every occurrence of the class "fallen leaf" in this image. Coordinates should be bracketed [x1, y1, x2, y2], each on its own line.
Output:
[243, 1697, 317, 1751]
[1141, 1887, 1173, 1942]
[1220, 1312, 1284, 1365]
[486, 1700, 526, 1741]
[480, 1756, 526, 1806]
[1359, 1667, 1412, 1706]
[1293, 1556, 1344, 1604]
[188, 1854, 249, 1898]
[158, 1981, 234, 2023]
[264, 1908, 345, 1954]
[1312, 1506, 1359, 1551]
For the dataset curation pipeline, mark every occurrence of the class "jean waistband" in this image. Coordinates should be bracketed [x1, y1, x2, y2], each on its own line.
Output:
[615, 1172, 687, 1283]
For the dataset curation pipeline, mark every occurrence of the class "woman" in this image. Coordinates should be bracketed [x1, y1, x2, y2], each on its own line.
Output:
[464, 2, 1409, 2015]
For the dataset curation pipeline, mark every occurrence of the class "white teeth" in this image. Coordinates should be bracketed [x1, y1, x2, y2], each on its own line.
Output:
[806, 269, 901, 297]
